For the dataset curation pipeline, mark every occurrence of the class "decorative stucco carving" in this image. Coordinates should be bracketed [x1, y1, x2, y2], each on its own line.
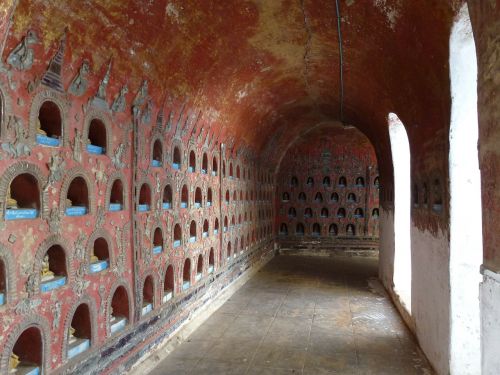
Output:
[69, 59, 90, 97]
[6, 30, 38, 71]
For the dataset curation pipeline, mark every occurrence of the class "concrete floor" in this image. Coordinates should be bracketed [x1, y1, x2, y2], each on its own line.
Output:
[145, 255, 433, 374]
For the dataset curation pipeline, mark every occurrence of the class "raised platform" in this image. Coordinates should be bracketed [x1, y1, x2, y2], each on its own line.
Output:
[89, 260, 109, 273]
[151, 160, 162, 167]
[162, 202, 171, 210]
[110, 316, 128, 334]
[68, 337, 90, 359]
[195, 273, 202, 282]
[109, 203, 123, 212]
[182, 281, 190, 291]
[36, 134, 60, 147]
[40, 275, 66, 292]
[152, 246, 163, 255]
[65, 206, 87, 216]
[278, 236, 379, 257]
[141, 303, 153, 316]
[86, 144, 105, 154]
[173, 240, 181, 248]
[172, 163, 180, 170]
[138, 204, 150, 212]
[162, 291, 173, 303]
[0, 292, 4, 305]
[5, 208, 38, 220]
[11, 363, 40, 375]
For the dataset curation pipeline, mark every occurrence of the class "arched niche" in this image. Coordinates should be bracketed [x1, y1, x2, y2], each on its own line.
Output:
[236, 165, 241, 179]
[83, 110, 112, 156]
[279, 223, 288, 235]
[298, 192, 306, 202]
[189, 220, 197, 243]
[203, 220, 209, 238]
[337, 208, 346, 218]
[138, 182, 152, 212]
[1, 319, 50, 375]
[306, 177, 314, 187]
[141, 275, 155, 316]
[106, 172, 128, 212]
[151, 138, 163, 167]
[355, 176, 365, 187]
[182, 258, 191, 291]
[212, 156, 218, 176]
[314, 192, 323, 202]
[194, 187, 202, 208]
[208, 248, 215, 273]
[180, 184, 189, 209]
[63, 298, 96, 361]
[329, 223, 338, 236]
[195, 254, 203, 281]
[33, 235, 72, 294]
[290, 176, 299, 187]
[282, 192, 290, 202]
[202, 153, 208, 174]
[347, 192, 357, 203]
[153, 227, 164, 254]
[108, 283, 132, 336]
[225, 190, 230, 204]
[30, 90, 68, 147]
[214, 218, 219, 235]
[188, 150, 196, 173]
[229, 162, 233, 178]
[207, 187, 213, 206]
[354, 208, 364, 218]
[163, 265, 175, 303]
[323, 176, 331, 187]
[304, 207, 313, 218]
[172, 145, 182, 170]
[0, 162, 48, 222]
[288, 207, 297, 218]
[296, 223, 305, 236]
[346, 224, 356, 236]
[88, 234, 111, 274]
[0, 243, 16, 305]
[173, 223, 182, 248]
[60, 168, 94, 216]
[163, 184, 173, 210]
[312, 223, 321, 236]
[320, 207, 329, 218]
[226, 242, 232, 259]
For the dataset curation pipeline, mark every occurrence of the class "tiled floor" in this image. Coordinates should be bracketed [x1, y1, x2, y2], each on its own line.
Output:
[146, 255, 433, 374]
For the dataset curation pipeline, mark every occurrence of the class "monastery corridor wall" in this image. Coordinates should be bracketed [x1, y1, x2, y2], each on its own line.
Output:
[0, 31, 275, 375]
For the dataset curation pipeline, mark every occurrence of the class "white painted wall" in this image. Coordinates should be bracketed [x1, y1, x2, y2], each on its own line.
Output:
[481, 270, 500, 375]
[379, 208, 395, 290]
[449, 4, 482, 374]
[412, 226, 450, 375]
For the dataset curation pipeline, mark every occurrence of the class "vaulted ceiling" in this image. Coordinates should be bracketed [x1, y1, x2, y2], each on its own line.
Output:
[2, 0, 464, 169]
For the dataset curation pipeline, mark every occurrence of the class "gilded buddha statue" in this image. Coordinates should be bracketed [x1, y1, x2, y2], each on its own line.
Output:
[41, 254, 54, 281]
[9, 352, 20, 370]
[90, 250, 99, 264]
[68, 326, 77, 344]
[6, 186, 18, 209]
[36, 118, 47, 136]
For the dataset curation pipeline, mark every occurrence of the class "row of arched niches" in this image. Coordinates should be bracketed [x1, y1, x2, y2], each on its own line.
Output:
[277, 169, 380, 239]
[0, 73, 275, 373]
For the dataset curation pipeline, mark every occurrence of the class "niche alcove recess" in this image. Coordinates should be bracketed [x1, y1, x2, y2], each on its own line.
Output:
[277, 123, 379, 254]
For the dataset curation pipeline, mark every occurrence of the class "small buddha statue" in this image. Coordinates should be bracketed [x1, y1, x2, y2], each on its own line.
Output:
[68, 326, 77, 344]
[66, 198, 73, 207]
[9, 352, 20, 370]
[6, 186, 18, 209]
[41, 254, 55, 281]
[36, 119, 47, 136]
[110, 306, 116, 322]
[90, 250, 99, 264]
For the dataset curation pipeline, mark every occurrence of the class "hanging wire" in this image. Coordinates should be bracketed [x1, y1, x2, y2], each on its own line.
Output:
[335, 0, 344, 123]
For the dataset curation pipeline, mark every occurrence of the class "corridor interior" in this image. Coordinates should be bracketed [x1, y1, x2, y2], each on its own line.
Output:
[0, 1, 498, 375]
[135, 254, 432, 375]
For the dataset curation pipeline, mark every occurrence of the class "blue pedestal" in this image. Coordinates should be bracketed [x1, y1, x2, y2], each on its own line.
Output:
[36, 134, 60, 147]
[138, 204, 150, 212]
[15, 364, 40, 375]
[182, 281, 190, 291]
[40, 276, 66, 292]
[162, 291, 173, 303]
[180, 202, 188, 208]
[151, 159, 162, 167]
[172, 163, 180, 170]
[65, 206, 87, 216]
[153, 245, 163, 254]
[208, 265, 214, 274]
[194, 203, 201, 208]
[0, 292, 4, 305]
[202, 232, 208, 238]
[141, 303, 153, 316]
[189, 236, 196, 243]
[201, 169, 207, 174]
[86, 144, 105, 154]
[89, 260, 109, 273]
[195, 273, 202, 282]
[67, 338, 90, 359]
[354, 214, 363, 219]
[109, 203, 123, 211]
[207, 202, 212, 207]
[5, 209, 38, 220]
[223, 227, 227, 232]
[214, 229, 218, 235]
[433, 204, 443, 212]
[110, 316, 127, 334]
[173, 240, 181, 248]
[162, 202, 171, 209]
[212, 171, 217, 176]
[188, 166, 194, 173]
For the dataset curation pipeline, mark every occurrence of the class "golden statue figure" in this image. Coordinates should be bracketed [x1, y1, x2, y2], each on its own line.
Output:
[110, 306, 115, 322]
[6, 186, 18, 209]
[36, 118, 47, 136]
[68, 326, 77, 344]
[90, 250, 99, 264]
[9, 352, 20, 370]
[66, 198, 73, 207]
[41, 254, 55, 281]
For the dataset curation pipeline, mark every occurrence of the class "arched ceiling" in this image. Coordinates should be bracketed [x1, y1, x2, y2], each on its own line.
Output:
[2, 0, 463, 169]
